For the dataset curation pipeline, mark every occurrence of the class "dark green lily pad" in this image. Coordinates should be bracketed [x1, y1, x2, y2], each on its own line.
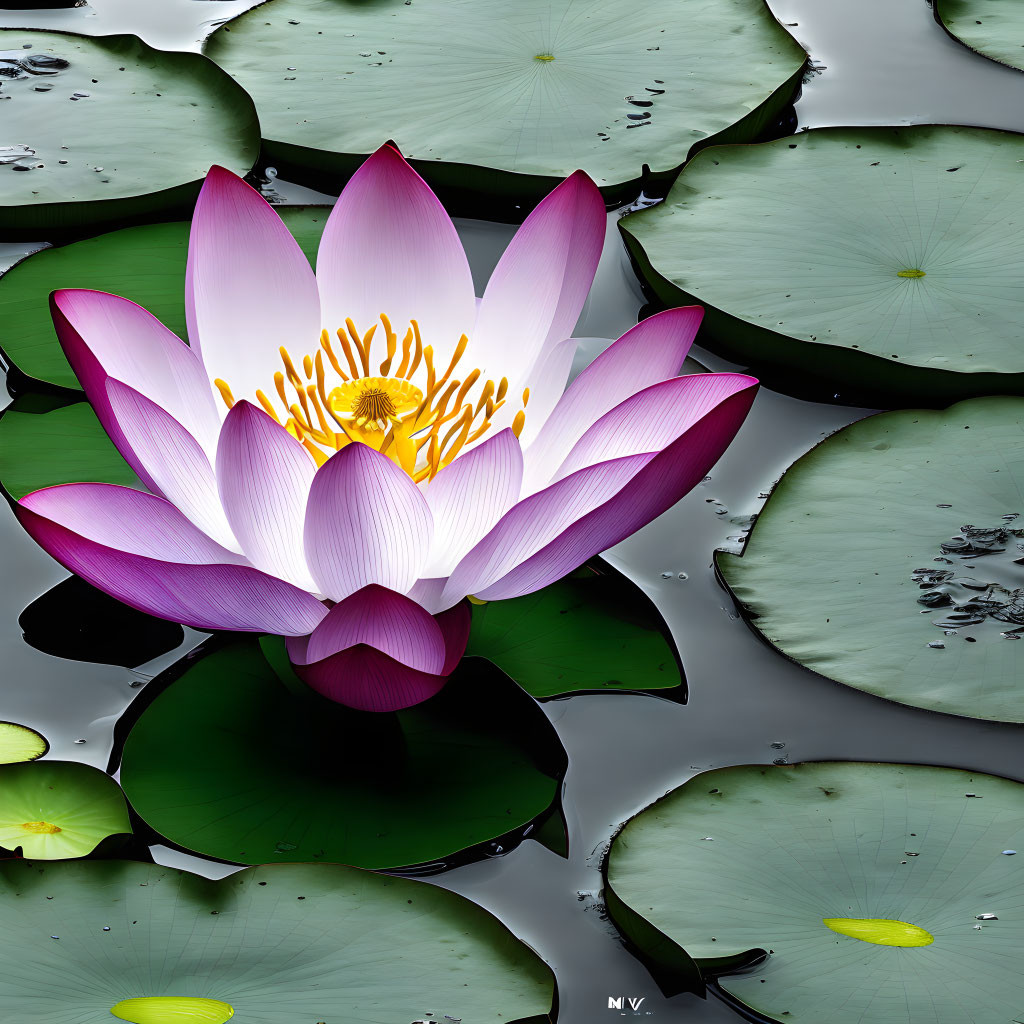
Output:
[117, 636, 567, 870]
[717, 397, 1024, 722]
[0, 29, 259, 237]
[466, 561, 684, 700]
[204, 0, 806, 210]
[606, 761, 1024, 1022]
[0, 396, 138, 501]
[0, 721, 48, 764]
[0, 207, 329, 391]
[0, 858, 555, 1023]
[622, 125, 1024, 407]
[0, 760, 131, 859]
[935, 0, 1024, 71]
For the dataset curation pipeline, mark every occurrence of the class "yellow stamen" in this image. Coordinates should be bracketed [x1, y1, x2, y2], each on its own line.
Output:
[213, 379, 235, 408]
[214, 315, 527, 480]
[19, 820, 61, 834]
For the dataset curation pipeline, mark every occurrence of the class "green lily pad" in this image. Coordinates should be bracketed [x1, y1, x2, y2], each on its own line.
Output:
[0, 721, 48, 763]
[622, 125, 1024, 407]
[0, 396, 139, 501]
[117, 636, 567, 870]
[204, 0, 806, 210]
[466, 561, 684, 700]
[605, 761, 1024, 1022]
[0, 29, 259, 236]
[716, 397, 1024, 722]
[0, 207, 330, 391]
[0, 858, 555, 1023]
[935, 0, 1024, 71]
[0, 760, 131, 859]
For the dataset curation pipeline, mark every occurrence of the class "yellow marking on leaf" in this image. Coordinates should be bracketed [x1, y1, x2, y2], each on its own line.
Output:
[110, 997, 234, 1024]
[823, 917, 933, 947]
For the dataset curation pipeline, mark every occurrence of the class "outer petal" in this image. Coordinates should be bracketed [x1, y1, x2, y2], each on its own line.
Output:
[286, 593, 471, 712]
[422, 428, 523, 578]
[554, 373, 756, 480]
[301, 585, 445, 671]
[15, 504, 327, 636]
[216, 401, 317, 590]
[187, 166, 321, 407]
[316, 145, 476, 368]
[51, 289, 221, 459]
[19, 483, 245, 565]
[105, 380, 237, 551]
[522, 307, 704, 490]
[475, 381, 759, 601]
[442, 377, 759, 606]
[304, 442, 433, 601]
[440, 452, 654, 607]
[472, 171, 605, 388]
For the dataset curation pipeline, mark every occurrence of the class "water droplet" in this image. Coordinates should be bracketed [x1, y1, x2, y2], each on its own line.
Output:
[286, 66, 297, 71]
[677, 572, 688, 580]
[976, 913, 998, 920]
[659, 571, 672, 579]
[965, 793, 982, 798]
[714, 508, 729, 516]
[927, 642, 945, 649]
[74, 739, 86, 744]
[772, 756, 789, 765]
[905, 851, 920, 857]
[359, 51, 372, 57]
[1002, 850, 1017, 855]
[50, 935, 59, 940]
[129, 680, 144, 687]
[770, 741, 786, 749]
[102, 926, 110, 931]
[937, 503, 953, 508]
[973, 924, 983, 930]
[700, 836, 714, 841]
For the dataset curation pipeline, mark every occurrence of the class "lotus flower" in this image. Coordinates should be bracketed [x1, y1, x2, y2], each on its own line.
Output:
[16, 146, 758, 711]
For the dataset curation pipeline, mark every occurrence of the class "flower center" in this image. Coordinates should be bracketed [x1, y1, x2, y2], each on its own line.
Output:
[214, 315, 527, 482]
[19, 820, 61, 834]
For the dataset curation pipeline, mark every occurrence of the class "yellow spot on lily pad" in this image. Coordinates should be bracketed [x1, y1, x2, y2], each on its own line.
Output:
[897, 268, 926, 278]
[19, 821, 60, 834]
[534, 53, 555, 61]
[823, 917, 933, 946]
[0, 721, 47, 763]
[110, 997, 234, 1024]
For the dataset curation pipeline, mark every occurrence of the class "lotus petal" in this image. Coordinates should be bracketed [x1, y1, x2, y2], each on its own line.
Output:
[187, 166, 321, 407]
[304, 442, 432, 601]
[216, 401, 317, 589]
[523, 307, 703, 490]
[316, 145, 476, 367]
[473, 171, 606, 388]
[105, 380, 237, 550]
[51, 289, 221, 458]
[15, 503, 326, 635]
[422, 429, 523, 578]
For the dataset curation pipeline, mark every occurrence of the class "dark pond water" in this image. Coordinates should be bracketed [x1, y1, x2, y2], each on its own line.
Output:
[1, 1, 1023, 1021]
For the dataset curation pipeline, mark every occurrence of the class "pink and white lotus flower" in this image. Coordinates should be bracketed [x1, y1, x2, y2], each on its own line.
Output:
[16, 146, 757, 711]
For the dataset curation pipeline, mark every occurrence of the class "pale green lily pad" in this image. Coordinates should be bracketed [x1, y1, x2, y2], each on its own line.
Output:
[0, 859, 554, 1023]
[204, 0, 806, 208]
[717, 397, 1024, 722]
[622, 125, 1024, 406]
[935, 0, 1024, 71]
[0, 761, 131, 858]
[0, 722, 48, 763]
[0, 207, 329, 391]
[606, 761, 1024, 1021]
[0, 29, 259, 236]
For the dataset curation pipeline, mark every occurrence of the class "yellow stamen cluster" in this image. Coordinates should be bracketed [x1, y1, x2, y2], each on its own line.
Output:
[19, 821, 61, 834]
[215, 315, 527, 482]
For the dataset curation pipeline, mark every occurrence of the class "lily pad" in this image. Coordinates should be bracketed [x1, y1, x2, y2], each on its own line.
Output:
[0, 760, 131, 858]
[605, 761, 1024, 1022]
[0, 207, 329, 391]
[466, 561, 684, 700]
[0, 29, 259, 236]
[716, 397, 1024, 722]
[204, 0, 806, 210]
[0, 721, 48, 763]
[622, 125, 1024, 406]
[0, 858, 555, 1023]
[0, 396, 138, 500]
[117, 636, 567, 870]
[935, 0, 1024, 71]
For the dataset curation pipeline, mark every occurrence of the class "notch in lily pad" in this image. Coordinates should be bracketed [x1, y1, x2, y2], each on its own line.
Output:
[465, 559, 685, 700]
